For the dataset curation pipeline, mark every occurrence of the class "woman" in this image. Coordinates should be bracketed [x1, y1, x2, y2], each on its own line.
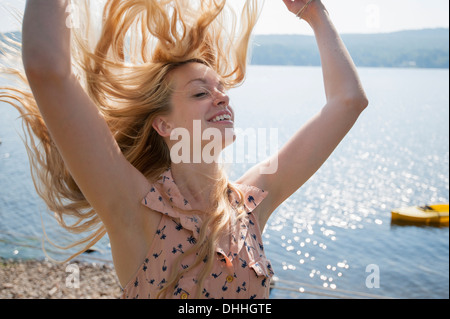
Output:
[0, 0, 368, 299]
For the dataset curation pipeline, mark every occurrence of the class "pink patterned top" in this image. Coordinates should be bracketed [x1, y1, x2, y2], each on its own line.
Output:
[121, 169, 274, 299]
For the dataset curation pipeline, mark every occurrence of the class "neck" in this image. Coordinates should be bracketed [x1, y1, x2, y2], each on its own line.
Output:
[170, 161, 225, 212]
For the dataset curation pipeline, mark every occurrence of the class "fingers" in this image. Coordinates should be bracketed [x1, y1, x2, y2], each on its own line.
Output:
[281, 0, 303, 14]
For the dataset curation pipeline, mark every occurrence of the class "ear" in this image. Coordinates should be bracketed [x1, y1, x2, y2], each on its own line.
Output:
[152, 116, 173, 138]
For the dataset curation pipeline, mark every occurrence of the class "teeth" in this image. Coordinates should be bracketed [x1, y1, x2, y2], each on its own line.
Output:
[211, 114, 232, 123]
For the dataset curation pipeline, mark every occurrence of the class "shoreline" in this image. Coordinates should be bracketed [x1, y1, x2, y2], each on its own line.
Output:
[0, 257, 122, 299]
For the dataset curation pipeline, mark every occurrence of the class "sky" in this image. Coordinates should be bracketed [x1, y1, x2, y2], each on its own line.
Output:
[0, 0, 449, 35]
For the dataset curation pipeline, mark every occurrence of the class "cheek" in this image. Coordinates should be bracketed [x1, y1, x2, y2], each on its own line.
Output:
[177, 105, 208, 126]
[180, 110, 205, 128]
[170, 97, 209, 129]
[171, 110, 206, 134]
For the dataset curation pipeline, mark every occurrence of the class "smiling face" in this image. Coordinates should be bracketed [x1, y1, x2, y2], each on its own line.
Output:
[153, 62, 236, 154]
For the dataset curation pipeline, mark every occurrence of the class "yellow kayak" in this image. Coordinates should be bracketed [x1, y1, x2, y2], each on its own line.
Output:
[391, 204, 449, 226]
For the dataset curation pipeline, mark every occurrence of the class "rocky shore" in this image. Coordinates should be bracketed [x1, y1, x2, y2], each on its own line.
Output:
[0, 258, 122, 299]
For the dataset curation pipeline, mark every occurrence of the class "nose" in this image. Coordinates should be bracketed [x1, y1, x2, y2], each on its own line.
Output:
[213, 90, 230, 108]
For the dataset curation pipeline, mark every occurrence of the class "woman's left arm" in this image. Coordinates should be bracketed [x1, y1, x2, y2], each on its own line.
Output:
[239, 0, 369, 228]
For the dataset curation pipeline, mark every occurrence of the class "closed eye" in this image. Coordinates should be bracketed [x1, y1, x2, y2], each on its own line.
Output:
[193, 90, 211, 99]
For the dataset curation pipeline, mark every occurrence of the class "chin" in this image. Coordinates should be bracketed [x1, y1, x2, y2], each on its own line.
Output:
[223, 126, 236, 146]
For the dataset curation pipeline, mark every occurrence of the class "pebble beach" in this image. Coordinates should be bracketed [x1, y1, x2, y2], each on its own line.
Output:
[0, 258, 122, 299]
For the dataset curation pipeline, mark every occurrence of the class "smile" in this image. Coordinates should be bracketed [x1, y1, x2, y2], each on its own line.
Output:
[209, 113, 233, 123]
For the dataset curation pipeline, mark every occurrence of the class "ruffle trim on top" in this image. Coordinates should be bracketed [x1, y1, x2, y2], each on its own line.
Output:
[141, 169, 269, 261]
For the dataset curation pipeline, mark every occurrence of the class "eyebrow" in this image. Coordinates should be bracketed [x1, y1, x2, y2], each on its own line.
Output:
[185, 78, 207, 87]
[184, 78, 225, 89]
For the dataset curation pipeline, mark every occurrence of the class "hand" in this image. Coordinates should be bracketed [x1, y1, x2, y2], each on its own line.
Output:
[282, 0, 321, 21]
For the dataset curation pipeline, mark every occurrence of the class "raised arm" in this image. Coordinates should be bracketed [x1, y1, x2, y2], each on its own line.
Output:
[22, 0, 150, 228]
[240, 0, 369, 229]
[298, 1, 367, 106]
[22, 0, 71, 79]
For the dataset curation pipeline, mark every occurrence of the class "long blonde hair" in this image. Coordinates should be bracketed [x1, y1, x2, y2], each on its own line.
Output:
[0, 0, 261, 298]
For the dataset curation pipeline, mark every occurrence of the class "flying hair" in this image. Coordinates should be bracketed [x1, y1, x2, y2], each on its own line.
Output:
[0, 0, 262, 298]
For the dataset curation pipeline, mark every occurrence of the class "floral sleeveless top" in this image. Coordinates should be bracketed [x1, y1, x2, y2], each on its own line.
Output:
[121, 169, 274, 299]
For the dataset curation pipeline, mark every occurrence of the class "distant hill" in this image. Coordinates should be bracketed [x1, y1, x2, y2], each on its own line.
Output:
[2, 29, 449, 69]
[251, 28, 449, 69]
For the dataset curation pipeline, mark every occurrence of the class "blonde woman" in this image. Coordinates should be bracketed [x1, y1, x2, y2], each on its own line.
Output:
[0, 0, 368, 299]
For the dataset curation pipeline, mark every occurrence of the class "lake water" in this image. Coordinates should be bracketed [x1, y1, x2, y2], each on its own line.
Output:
[1, 66, 449, 299]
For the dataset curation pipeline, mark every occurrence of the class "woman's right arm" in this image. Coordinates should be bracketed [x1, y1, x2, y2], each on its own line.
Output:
[22, 0, 151, 228]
